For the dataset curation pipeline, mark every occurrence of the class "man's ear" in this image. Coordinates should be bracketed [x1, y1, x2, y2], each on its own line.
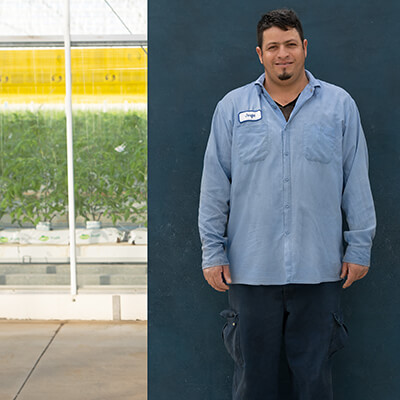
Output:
[256, 47, 263, 65]
[303, 39, 308, 58]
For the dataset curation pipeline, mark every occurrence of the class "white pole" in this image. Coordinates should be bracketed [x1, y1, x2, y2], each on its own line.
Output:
[64, 0, 77, 296]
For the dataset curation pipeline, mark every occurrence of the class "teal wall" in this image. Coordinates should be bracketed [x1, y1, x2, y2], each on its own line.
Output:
[149, 1, 400, 398]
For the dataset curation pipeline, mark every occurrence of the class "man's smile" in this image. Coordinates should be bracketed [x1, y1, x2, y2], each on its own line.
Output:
[275, 62, 293, 66]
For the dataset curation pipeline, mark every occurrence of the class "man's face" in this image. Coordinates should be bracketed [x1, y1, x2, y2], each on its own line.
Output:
[256, 27, 307, 86]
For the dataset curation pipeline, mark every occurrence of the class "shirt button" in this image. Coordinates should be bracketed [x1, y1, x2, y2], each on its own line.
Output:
[284, 178, 289, 182]
[284, 152, 289, 156]
[285, 205, 289, 209]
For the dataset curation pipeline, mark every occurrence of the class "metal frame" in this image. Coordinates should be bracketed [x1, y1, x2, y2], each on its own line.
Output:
[64, 0, 77, 296]
[0, 34, 147, 48]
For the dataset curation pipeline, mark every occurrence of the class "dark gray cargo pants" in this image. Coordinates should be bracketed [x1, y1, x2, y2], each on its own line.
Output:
[221, 281, 348, 400]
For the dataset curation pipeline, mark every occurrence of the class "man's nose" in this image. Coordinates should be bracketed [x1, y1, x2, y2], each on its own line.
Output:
[277, 45, 289, 58]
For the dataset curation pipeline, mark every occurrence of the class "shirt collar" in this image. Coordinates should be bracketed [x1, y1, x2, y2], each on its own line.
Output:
[254, 69, 321, 91]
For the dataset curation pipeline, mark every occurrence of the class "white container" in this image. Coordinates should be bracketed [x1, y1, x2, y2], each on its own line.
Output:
[128, 229, 147, 245]
[86, 221, 102, 230]
[0, 229, 21, 244]
[76, 227, 124, 244]
[36, 221, 52, 231]
[20, 228, 70, 245]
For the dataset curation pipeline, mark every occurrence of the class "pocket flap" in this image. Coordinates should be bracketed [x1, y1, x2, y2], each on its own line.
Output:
[220, 309, 244, 366]
[220, 309, 238, 320]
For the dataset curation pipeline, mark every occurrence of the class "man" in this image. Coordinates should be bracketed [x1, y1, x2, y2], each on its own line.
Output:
[198, 8, 376, 400]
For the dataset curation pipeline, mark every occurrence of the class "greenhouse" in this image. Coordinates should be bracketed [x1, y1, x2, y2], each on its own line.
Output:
[0, 0, 147, 320]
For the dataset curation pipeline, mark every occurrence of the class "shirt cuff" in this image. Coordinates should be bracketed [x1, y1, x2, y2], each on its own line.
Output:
[201, 240, 229, 269]
[202, 256, 230, 269]
[342, 245, 372, 267]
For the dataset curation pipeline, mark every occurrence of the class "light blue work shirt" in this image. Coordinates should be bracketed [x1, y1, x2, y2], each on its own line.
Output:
[198, 71, 376, 285]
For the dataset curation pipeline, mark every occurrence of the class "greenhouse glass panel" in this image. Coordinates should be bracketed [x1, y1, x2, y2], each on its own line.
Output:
[0, 46, 147, 287]
[0, 47, 70, 286]
[72, 46, 147, 288]
[0, 0, 146, 36]
[0, 1, 147, 291]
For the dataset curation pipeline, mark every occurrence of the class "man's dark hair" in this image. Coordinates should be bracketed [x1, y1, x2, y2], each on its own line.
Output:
[257, 9, 304, 48]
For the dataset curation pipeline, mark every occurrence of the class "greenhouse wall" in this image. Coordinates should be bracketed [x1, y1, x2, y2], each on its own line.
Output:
[0, 44, 147, 305]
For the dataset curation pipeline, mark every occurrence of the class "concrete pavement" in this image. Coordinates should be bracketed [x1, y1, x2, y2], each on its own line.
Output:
[0, 320, 147, 400]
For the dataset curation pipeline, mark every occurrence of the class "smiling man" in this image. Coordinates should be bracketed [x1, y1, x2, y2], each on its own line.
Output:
[198, 8, 376, 400]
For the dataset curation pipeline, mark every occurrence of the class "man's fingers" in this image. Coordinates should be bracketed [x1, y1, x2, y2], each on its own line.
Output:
[203, 268, 218, 290]
[340, 262, 348, 279]
[342, 273, 354, 289]
[203, 265, 230, 292]
[359, 268, 369, 279]
[342, 264, 369, 289]
[222, 265, 232, 284]
[215, 265, 230, 290]
[211, 271, 229, 292]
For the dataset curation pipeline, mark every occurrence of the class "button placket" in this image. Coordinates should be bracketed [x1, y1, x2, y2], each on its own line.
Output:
[282, 125, 292, 278]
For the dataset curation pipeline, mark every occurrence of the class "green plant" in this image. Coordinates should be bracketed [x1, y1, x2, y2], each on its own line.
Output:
[73, 110, 147, 224]
[0, 110, 67, 225]
[0, 109, 147, 226]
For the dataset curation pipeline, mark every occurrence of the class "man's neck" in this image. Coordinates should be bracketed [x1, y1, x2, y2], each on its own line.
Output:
[264, 70, 309, 106]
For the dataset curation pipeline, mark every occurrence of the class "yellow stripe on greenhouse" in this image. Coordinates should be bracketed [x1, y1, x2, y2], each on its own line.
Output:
[0, 47, 147, 104]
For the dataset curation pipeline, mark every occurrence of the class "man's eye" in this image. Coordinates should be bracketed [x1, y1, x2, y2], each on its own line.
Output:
[288, 43, 297, 47]
[268, 46, 277, 50]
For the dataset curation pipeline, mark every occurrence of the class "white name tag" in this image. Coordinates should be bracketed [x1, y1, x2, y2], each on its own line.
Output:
[238, 110, 262, 123]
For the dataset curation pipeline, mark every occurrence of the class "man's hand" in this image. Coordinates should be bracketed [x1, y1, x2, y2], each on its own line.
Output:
[340, 262, 369, 289]
[203, 265, 232, 292]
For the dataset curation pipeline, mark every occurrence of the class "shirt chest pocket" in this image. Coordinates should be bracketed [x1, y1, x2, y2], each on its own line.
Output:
[235, 121, 270, 164]
[303, 123, 337, 164]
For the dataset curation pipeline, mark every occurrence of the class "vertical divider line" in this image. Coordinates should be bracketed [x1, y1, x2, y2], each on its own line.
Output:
[64, 0, 77, 296]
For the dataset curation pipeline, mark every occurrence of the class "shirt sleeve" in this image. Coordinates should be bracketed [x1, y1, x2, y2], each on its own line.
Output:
[198, 100, 232, 269]
[341, 98, 376, 267]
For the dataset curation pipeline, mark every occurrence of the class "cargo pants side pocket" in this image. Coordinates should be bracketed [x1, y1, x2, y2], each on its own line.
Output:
[220, 309, 244, 367]
[328, 312, 349, 357]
